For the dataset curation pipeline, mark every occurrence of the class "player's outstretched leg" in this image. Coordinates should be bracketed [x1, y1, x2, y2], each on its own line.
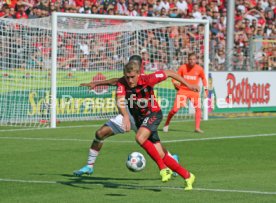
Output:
[163, 109, 177, 132]
[184, 173, 195, 190]
[141, 140, 173, 182]
[73, 148, 99, 176]
[160, 168, 173, 182]
[172, 154, 179, 177]
[162, 153, 195, 190]
[195, 106, 204, 133]
[73, 164, 94, 176]
[73, 126, 110, 176]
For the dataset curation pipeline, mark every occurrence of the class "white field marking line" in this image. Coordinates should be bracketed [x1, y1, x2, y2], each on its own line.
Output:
[0, 124, 101, 132]
[0, 136, 92, 142]
[162, 133, 276, 143]
[0, 178, 275, 195]
[0, 133, 276, 143]
[172, 115, 276, 123]
[1, 116, 275, 133]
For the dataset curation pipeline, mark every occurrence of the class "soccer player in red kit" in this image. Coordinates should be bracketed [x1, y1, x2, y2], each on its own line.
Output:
[116, 61, 198, 190]
[163, 53, 208, 133]
[75, 55, 175, 182]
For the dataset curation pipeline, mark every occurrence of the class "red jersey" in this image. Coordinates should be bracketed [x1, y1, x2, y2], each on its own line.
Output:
[140, 60, 146, 74]
[174, 64, 207, 92]
[116, 71, 167, 122]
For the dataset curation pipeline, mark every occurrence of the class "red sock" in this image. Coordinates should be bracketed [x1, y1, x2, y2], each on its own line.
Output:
[165, 110, 176, 126]
[163, 153, 190, 179]
[141, 140, 166, 170]
[195, 108, 201, 130]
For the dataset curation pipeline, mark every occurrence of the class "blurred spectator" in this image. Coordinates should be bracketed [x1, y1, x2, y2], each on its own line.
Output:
[264, 20, 273, 36]
[116, 0, 128, 15]
[4, 0, 17, 8]
[210, 22, 219, 35]
[212, 10, 220, 23]
[79, 0, 92, 13]
[126, 3, 138, 16]
[268, 49, 276, 70]
[192, 4, 202, 19]
[185, 0, 193, 14]
[139, 3, 149, 16]
[169, 7, 180, 18]
[199, 0, 207, 13]
[53, 0, 63, 11]
[260, 0, 269, 11]
[0, 4, 11, 18]
[214, 48, 225, 70]
[78, 39, 90, 71]
[147, 4, 155, 16]
[237, 0, 246, 13]
[107, 6, 115, 15]
[28, 7, 41, 18]
[208, 0, 219, 12]
[15, 5, 29, 19]
[221, 7, 227, 17]
[159, 7, 168, 17]
[154, 0, 163, 12]
[244, 9, 266, 30]
[176, 0, 188, 15]
[37, 0, 50, 11]
[217, 16, 226, 32]
[91, 5, 99, 14]
[235, 9, 243, 22]
[0, 0, 275, 72]
[160, 0, 170, 12]
[203, 8, 213, 23]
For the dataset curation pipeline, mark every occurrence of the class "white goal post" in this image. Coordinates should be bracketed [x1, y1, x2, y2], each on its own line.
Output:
[0, 13, 209, 128]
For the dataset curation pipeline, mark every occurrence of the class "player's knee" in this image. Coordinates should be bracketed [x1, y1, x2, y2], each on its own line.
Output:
[135, 134, 147, 145]
[159, 151, 165, 159]
[195, 108, 201, 113]
[94, 134, 103, 143]
[94, 130, 106, 143]
[94, 126, 114, 143]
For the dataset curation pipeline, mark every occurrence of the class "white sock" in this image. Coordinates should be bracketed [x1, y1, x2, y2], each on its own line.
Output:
[87, 149, 99, 167]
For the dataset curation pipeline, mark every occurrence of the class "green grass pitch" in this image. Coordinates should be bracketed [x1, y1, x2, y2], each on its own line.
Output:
[0, 117, 276, 203]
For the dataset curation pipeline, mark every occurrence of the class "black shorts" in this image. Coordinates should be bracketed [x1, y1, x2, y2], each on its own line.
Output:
[137, 111, 163, 143]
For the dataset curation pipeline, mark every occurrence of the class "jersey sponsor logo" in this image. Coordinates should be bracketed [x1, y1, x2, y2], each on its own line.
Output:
[184, 75, 197, 80]
[117, 86, 123, 94]
[155, 73, 164, 78]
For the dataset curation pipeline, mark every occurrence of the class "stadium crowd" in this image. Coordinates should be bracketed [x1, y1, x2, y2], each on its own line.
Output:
[0, 0, 276, 71]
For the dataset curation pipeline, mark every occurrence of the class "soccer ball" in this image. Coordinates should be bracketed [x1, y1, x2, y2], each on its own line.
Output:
[126, 152, 146, 172]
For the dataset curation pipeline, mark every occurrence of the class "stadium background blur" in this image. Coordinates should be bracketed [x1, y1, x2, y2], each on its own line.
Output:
[0, 0, 275, 71]
[1, 2, 276, 202]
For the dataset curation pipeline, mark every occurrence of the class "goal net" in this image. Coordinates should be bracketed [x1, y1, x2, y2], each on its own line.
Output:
[0, 13, 209, 128]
